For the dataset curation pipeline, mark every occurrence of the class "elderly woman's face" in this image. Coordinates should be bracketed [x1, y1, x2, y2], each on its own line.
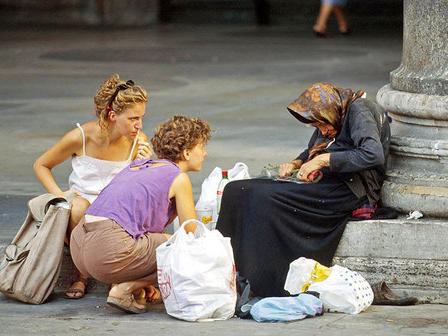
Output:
[313, 122, 336, 138]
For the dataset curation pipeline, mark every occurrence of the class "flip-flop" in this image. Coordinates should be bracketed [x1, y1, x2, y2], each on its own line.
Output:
[107, 294, 147, 314]
[64, 280, 87, 299]
[372, 281, 418, 306]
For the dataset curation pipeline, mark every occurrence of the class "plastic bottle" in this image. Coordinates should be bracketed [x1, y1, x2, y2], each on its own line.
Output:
[216, 170, 230, 217]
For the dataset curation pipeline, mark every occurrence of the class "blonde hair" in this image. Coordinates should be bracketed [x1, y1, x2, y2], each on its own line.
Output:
[151, 116, 211, 163]
[94, 74, 148, 130]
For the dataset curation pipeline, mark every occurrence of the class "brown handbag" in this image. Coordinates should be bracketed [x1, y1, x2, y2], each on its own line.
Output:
[0, 193, 72, 304]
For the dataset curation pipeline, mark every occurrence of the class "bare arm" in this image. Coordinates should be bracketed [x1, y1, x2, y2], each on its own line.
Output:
[169, 172, 197, 233]
[33, 128, 82, 197]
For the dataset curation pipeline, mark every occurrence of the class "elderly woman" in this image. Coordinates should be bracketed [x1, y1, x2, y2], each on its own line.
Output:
[216, 82, 390, 297]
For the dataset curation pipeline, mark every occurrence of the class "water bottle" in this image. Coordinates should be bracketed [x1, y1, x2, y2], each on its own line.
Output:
[216, 170, 230, 217]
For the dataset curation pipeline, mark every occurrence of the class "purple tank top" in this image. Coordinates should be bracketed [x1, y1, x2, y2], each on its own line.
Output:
[86, 159, 180, 239]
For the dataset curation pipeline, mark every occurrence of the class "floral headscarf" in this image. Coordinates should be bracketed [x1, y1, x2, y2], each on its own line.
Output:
[287, 82, 364, 160]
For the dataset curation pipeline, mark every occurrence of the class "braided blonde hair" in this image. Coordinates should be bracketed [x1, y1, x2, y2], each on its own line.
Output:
[94, 74, 148, 130]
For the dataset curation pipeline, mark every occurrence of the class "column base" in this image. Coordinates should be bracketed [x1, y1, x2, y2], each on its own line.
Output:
[377, 84, 448, 217]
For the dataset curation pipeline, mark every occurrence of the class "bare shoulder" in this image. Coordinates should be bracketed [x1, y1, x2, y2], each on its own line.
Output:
[169, 172, 192, 199]
[62, 121, 99, 155]
[61, 126, 83, 148]
[173, 172, 192, 187]
[79, 121, 102, 141]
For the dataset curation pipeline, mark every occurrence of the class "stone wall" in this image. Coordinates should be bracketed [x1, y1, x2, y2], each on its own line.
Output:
[0, 0, 402, 26]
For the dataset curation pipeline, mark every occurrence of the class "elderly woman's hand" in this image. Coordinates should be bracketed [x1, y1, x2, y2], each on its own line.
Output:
[279, 160, 302, 177]
[279, 163, 295, 177]
[297, 154, 330, 181]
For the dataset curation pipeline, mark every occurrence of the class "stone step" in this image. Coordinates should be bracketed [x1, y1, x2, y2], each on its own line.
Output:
[335, 218, 448, 304]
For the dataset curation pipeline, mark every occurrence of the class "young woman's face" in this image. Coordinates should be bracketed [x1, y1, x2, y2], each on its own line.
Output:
[185, 142, 208, 172]
[111, 102, 146, 138]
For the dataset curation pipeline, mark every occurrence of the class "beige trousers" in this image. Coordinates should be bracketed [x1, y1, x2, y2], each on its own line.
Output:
[70, 217, 167, 285]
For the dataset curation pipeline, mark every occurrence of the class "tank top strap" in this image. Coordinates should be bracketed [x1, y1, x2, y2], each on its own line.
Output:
[76, 123, 86, 156]
[128, 134, 139, 161]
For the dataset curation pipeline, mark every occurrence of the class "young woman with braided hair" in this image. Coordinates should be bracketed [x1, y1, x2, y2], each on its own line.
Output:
[33, 74, 151, 299]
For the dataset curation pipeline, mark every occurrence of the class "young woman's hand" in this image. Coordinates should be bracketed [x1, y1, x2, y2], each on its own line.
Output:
[136, 140, 153, 159]
[297, 154, 330, 181]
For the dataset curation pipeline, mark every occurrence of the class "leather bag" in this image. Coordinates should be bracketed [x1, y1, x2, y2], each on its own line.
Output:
[0, 193, 72, 304]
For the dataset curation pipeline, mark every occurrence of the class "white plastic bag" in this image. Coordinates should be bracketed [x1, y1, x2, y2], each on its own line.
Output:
[156, 219, 237, 322]
[284, 257, 373, 314]
[173, 162, 250, 231]
[196, 162, 250, 221]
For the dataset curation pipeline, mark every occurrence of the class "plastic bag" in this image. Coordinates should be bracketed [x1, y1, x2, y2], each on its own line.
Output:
[156, 219, 237, 321]
[284, 257, 373, 314]
[173, 162, 250, 231]
[197, 162, 250, 220]
[250, 294, 323, 323]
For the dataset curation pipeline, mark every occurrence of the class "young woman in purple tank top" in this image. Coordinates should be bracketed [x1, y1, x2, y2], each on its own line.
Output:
[70, 116, 211, 314]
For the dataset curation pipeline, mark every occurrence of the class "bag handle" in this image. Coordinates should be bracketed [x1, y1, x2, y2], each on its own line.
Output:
[4, 244, 29, 263]
[165, 219, 207, 247]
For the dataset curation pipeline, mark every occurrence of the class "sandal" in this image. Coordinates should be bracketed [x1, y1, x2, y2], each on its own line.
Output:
[107, 294, 147, 314]
[372, 280, 418, 306]
[146, 286, 163, 304]
[65, 279, 87, 299]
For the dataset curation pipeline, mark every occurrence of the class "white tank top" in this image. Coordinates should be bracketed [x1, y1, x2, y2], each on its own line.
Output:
[68, 123, 138, 204]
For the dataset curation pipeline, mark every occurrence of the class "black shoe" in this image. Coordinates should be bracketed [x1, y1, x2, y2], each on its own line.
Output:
[313, 29, 327, 38]
[340, 28, 352, 36]
[372, 281, 418, 306]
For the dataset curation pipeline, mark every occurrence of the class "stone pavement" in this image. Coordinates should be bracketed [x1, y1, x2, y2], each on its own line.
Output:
[1, 23, 447, 335]
[0, 23, 401, 196]
[1, 293, 448, 336]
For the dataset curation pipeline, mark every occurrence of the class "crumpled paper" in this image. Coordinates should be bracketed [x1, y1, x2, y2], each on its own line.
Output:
[407, 210, 423, 220]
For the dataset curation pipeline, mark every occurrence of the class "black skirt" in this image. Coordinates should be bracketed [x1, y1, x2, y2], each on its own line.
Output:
[216, 176, 363, 297]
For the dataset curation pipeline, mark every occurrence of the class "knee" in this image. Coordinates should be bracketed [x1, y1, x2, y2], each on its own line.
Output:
[70, 196, 90, 222]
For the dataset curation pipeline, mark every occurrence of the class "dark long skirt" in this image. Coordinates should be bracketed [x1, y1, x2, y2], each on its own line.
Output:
[216, 176, 363, 297]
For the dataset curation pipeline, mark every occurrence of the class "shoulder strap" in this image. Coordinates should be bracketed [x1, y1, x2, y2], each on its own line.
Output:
[76, 123, 86, 156]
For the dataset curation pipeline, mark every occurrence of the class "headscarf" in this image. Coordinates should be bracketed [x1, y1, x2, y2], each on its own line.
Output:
[287, 82, 364, 160]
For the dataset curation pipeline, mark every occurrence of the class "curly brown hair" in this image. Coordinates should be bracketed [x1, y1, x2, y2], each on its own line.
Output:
[94, 74, 148, 130]
[151, 116, 211, 163]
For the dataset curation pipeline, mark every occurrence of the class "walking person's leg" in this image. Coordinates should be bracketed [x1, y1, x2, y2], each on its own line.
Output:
[313, 2, 334, 37]
[333, 5, 350, 34]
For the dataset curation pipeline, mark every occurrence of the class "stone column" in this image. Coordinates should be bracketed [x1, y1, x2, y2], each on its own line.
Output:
[376, 0, 448, 217]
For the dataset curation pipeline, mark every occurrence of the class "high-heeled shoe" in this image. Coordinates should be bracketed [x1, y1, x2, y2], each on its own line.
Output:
[313, 29, 327, 38]
[339, 28, 352, 36]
